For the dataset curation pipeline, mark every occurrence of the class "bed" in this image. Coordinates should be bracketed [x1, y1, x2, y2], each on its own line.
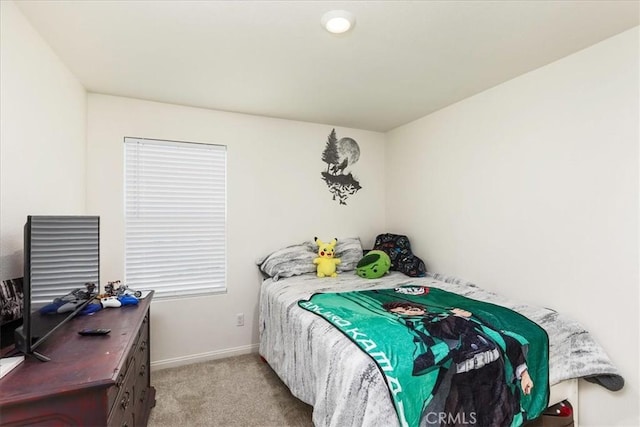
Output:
[257, 241, 623, 426]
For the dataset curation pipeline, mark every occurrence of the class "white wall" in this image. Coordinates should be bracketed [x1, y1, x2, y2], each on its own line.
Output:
[86, 94, 386, 366]
[4, 1, 638, 423]
[0, 1, 87, 280]
[385, 27, 639, 426]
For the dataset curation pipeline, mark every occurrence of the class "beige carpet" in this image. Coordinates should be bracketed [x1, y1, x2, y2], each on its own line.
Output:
[148, 353, 314, 427]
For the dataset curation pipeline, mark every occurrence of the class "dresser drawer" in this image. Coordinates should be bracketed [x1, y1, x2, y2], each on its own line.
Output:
[134, 325, 150, 416]
[107, 336, 140, 413]
[107, 356, 136, 427]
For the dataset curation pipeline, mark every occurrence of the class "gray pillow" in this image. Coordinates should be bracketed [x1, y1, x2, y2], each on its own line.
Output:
[256, 241, 316, 281]
[335, 237, 363, 272]
[257, 237, 363, 280]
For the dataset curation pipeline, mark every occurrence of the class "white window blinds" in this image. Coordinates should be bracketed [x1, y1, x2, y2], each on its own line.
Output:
[124, 138, 227, 298]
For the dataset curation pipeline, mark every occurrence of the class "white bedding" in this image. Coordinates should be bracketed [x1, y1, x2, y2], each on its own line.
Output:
[259, 271, 622, 426]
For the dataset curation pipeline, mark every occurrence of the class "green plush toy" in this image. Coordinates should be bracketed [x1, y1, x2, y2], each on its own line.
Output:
[356, 250, 391, 279]
[314, 237, 341, 278]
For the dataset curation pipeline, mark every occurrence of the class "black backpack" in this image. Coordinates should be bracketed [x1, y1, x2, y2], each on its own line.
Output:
[373, 233, 427, 277]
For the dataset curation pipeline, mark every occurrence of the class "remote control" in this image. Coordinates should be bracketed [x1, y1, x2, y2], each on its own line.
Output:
[78, 328, 111, 336]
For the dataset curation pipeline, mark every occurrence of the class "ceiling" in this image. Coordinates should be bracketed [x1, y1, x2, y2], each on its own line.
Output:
[16, 1, 639, 132]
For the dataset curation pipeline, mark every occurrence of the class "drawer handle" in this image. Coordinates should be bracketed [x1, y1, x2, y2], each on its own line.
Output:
[116, 372, 125, 388]
[139, 340, 147, 352]
[140, 388, 147, 402]
[139, 364, 146, 376]
[121, 391, 131, 410]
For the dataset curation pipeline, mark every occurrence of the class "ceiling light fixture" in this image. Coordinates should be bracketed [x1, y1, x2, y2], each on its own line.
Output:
[321, 10, 355, 34]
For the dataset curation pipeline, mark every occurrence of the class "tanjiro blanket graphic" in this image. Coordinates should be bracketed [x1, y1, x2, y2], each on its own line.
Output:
[298, 286, 549, 427]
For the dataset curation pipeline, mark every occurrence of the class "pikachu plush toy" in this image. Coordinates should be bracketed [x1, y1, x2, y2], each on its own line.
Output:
[313, 237, 341, 278]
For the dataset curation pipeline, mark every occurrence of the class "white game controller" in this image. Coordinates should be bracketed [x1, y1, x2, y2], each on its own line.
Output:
[100, 296, 122, 308]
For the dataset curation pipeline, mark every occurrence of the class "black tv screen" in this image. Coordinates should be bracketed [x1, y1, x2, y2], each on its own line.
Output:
[14, 215, 99, 361]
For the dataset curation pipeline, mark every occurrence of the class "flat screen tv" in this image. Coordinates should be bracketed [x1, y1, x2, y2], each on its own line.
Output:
[14, 215, 99, 361]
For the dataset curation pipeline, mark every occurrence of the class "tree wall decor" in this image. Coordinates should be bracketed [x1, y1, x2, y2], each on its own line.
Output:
[320, 128, 362, 205]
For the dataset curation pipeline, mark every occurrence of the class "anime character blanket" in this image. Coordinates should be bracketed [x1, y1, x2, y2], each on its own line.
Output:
[299, 285, 549, 427]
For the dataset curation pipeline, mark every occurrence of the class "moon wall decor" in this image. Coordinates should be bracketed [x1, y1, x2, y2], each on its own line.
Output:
[320, 128, 362, 205]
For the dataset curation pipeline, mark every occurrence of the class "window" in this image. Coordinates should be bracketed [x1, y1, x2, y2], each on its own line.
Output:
[124, 137, 226, 298]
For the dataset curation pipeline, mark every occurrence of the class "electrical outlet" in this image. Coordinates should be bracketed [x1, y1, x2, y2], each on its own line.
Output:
[236, 313, 244, 326]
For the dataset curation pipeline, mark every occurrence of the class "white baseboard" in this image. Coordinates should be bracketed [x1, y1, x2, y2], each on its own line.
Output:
[150, 343, 259, 371]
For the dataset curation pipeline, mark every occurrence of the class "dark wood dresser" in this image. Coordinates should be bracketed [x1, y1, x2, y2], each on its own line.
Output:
[0, 292, 156, 426]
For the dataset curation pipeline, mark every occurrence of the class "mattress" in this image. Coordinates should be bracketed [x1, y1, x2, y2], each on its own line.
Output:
[259, 271, 622, 426]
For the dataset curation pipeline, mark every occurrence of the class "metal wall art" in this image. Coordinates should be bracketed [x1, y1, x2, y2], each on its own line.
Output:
[320, 128, 362, 205]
